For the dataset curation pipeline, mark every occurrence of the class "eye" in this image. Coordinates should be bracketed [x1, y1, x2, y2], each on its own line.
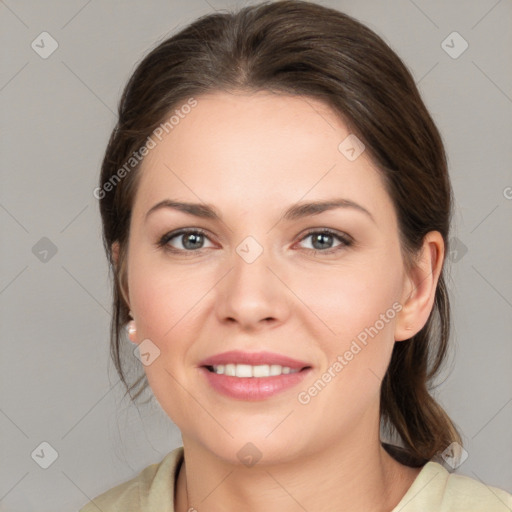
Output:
[296, 229, 353, 254]
[156, 227, 353, 256]
[157, 228, 215, 253]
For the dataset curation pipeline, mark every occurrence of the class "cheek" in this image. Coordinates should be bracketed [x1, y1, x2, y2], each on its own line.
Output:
[292, 257, 401, 401]
[128, 250, 208, 339]
[295, 260, 400, 341]
[126, 256, 208, 423]
[293, 268, 400, 427]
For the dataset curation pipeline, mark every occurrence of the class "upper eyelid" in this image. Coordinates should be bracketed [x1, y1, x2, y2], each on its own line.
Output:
[162, 228, 215, 246]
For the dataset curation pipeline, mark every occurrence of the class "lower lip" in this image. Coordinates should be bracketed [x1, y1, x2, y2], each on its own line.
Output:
[199, 367, 312, 400]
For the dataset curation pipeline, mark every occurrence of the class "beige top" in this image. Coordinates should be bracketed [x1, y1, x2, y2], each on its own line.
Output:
[79, 446, 512, 511]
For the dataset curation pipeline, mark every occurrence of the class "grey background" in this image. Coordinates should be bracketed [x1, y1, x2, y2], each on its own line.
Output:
[0, 0, 511, 510]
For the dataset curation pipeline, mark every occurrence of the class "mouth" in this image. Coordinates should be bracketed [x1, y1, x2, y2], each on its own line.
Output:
[199, 364, 313, 401]
[197, 350, 313, 400]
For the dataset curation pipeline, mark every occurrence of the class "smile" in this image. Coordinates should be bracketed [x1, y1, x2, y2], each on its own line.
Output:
[206, 363, 302, 377]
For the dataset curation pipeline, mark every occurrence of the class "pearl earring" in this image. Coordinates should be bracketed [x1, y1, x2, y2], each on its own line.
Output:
[126, 320, 137, 342]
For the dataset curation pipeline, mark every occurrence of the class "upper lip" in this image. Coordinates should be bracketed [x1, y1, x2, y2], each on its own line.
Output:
[199, 350, 311, 370]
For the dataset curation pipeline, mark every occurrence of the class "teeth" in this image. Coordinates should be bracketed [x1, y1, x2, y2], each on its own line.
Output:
[236, 364, 252, 377]
[212, 363, 300, 377]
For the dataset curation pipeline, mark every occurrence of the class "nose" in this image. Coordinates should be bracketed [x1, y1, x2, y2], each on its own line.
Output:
[214, 241, 292, 331]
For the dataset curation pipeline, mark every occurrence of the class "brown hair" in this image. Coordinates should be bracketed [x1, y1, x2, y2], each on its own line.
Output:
[98, 0, 462, 466]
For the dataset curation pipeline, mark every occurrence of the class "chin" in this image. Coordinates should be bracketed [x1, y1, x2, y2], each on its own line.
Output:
[194, 429, 313, 468]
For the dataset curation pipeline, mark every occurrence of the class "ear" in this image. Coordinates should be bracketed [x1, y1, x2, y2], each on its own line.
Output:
[394, 231, 445, 342]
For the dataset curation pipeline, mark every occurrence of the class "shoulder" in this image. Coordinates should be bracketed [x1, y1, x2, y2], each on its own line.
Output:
[79, 446, 184, 512]
[393, 460, 512, 512]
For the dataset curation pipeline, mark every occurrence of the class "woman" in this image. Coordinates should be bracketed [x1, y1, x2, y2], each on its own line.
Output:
[81, 1, 512, 511]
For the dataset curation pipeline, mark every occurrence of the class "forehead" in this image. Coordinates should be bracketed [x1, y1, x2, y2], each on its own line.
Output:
[133, 91, 392, 220]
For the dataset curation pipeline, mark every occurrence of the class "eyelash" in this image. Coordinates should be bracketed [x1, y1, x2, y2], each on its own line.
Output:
[156, 227, 353, 256]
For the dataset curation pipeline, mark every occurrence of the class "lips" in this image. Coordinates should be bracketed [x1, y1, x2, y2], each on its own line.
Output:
[198, 350, 311, 371]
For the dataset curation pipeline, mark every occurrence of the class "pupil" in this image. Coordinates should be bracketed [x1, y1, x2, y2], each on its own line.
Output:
[183, 233, 203, 249]
[313, 233, 332, 250]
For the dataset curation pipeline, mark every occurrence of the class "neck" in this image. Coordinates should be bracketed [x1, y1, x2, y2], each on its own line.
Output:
[175, 413, 421, 512]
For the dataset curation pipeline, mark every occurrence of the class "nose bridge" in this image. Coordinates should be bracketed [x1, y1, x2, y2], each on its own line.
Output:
[231, 233, 273, 303]
[215, 232, 289, 328]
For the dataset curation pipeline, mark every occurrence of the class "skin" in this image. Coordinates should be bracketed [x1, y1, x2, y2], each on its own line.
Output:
[112, 91, 444, 512]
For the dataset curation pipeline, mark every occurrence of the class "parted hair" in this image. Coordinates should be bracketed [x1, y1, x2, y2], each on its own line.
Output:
[98, 0, 462, 467]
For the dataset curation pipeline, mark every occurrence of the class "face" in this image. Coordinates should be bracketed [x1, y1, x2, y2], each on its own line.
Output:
[120, 91, 412, 465]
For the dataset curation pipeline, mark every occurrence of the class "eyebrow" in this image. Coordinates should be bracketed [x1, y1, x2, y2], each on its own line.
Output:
[145, 198, 375, 224]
